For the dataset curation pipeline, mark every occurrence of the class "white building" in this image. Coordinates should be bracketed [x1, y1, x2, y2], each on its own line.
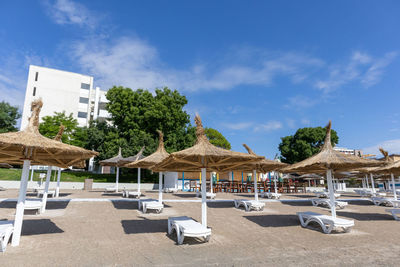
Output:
[20, 65, 109, 130]
[333, 147, 363, 157]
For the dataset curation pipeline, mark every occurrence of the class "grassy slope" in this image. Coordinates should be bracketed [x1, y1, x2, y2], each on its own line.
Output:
[0, 168, 158, 183]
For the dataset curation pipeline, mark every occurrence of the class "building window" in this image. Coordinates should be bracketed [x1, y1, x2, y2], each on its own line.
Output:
[81, 83, 90, 90]
[78, 112, 87, 118]
[35, 72, 39, 81]
[79, 97, 89, 104]
[33, 87, 36, 96]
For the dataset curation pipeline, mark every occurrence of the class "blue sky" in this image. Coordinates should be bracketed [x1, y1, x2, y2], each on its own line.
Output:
[1, 0, 400, 158]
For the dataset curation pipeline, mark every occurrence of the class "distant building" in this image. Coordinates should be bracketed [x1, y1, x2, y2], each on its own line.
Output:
[333, 147, 363, 157]
[20, 65, 109, 130]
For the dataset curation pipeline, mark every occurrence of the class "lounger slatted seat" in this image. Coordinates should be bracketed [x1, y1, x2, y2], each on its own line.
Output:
[315, 191, 341, 198]
[260, 192, 281, 199]
[386, 209, 400, 221]
[0, 220, 14, 252]
[168, 216, 211, 245]
[297, 211, 354, 234]
[311, 199, 348, 209]
[196, 192, 216, 199]
[104, 187, 117, 193]
[234, 199, 265, 211]
[122, 190, 141, 198]
[36, 190, 56, 198]
[138, 199, 163, 213]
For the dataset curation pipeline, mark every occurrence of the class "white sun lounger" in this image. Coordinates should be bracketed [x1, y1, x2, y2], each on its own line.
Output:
[36, 190, 56, 198]
[260, 192, 281, 199]
[297, 211, 354, 234]
[311, 198, 348, 209]
[138, 199, 163, 213]
[168, 216, 211, 245]
[0, 186, 5, 191]
[0, 220, 14, 252]
[234, 199, 265, 211]
[371, 197, 400, 207]
[24, 199, 43, 214]
[164, 188, 178, 193]
[196, 191, 216, 199]
[385, 209, 400, 221]
[315, 191, 341, 198]
[104, 187, 118, 193]
[122, 190, 141, 198]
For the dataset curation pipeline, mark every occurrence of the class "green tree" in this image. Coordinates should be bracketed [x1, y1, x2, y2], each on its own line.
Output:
[278, 125, 339, 164]
[0, 101, 21, 133]
[106, 86, 195, 154]
[205, 127, 231, 149]
[39, 111, 87, 146]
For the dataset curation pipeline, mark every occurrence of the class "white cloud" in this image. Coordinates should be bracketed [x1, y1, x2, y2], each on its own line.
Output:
[254, 121, 283, 132]
[315, 51, 397, 94]
[222, 122, 253, 130]
[285, 95, 318, 109]
[44, 0, 97, 29]
[363, 139, 400, 155]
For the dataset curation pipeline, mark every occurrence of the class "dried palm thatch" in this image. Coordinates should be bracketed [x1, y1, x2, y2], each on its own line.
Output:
[125, 131, 169, 169]
[99, 147, 124, 167]
[0, 163, 12, 168]
[118, 146, 146, 166]
[280, 121, 382, 174]
[372, 150, 400, 175]
[153, 115, 264, 172]
[356, 148, 393, 174]
[227, 144, 287, 172]
[0, 99, 98, 168]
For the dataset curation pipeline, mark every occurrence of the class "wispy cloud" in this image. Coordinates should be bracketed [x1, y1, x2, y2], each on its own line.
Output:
[363, 139, 400, 155]
[222, 122, 254, 130]
[254, 121, 283, 132]
[315, 51, 397, 94]
[285, 95, 318, 109]
[44, 0, 98, 29]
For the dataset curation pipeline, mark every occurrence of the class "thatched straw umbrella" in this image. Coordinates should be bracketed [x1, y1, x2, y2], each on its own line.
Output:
[0, 99, 98, 247]
[99, 147, 124, 192]
[153, 115, 263, 227]
[280, 121, 381, 218]
[119, 146, 145, 193]
[371, 151, 400, 199]
[228, 144, 286, 202]
[0, 163, 12, 168]
[356, 148, 393, 194]
[125, 131, 169, 202]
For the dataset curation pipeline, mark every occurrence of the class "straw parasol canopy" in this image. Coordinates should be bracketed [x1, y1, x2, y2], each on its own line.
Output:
[369, 148, 400, 175]
[356, 148, 393, 174]
[118, 146, 146, 166]
[228, 144, 287, 172]
[153, 115, 264, 172]
[125, 130, 169, 169]
[280, 121, 382, 174]
[99, 147, 124, 167]
[0, 99, 98, 168]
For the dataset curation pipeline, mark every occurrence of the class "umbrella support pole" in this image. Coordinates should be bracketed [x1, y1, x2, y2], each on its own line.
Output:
[210, 173, 213, 193]
[159, 172, 163, 203]
[201, 168, 207, 227]
[41, 166, 52, 213]
[56, 169, 61, 197]
[12, 159, 31, 247]
[137, 168, 141, 193]
[115, 167, 119, 193]
[391, 173, 397, 199]
[274, 176, 278, 195]
[326, 169, 336, 219]
[253, 169, 258, 201]
[370, 173, 375, 194]
[30, 168, 34, 182]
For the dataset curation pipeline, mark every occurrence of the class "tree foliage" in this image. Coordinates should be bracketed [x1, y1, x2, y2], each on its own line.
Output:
[205, 127, 231, 149]
[278, 126, 339, 164]
[39, 111, 87, 146]
[0, 101, 21, 133]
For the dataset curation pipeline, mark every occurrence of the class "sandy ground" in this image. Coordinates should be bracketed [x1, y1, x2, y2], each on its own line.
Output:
[1, 189, 400, 266]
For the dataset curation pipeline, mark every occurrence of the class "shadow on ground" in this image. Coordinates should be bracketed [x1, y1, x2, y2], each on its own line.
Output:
[121, 218, 167, 234]
[244, 214, 299, 227]
[45, 201, 70, 210]
[281, 201, 312, 206]
[336, 211, 393, 221]
[207, 202, 234, 208]
[111, 201, 138, 210]
[21, 219, 64, 235]
[346, 200, 374, 206]
[172, 193, 197, 198]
